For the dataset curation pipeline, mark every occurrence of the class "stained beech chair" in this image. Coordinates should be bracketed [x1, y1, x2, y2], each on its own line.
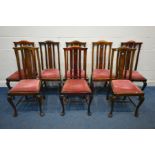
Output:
[91, 40, 113, 88]
[7, 46, 44, 117]
[121, 41, 147, 90]
[66, 40, 86, 47]
[107, 47, 145, 118]
[59, 46, 93, 116]
[6, 40, 35, 89]
[38, 41, 61, 87]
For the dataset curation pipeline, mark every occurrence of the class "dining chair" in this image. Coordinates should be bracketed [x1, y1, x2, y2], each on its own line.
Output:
[66, 40, 86, 47]
[6, 40, 35, 89]
[107, 47, 145, 117]
[91, 40, 113, 89]
[7, 46, 44, 117]
[38, 41, 61, 88]
[121, 40, 147, 90]
[59, 46, 93, 116]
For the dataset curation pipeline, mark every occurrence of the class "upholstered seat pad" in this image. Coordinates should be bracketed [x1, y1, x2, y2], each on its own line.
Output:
[62, 79, 91, 93]
[93, 69, 113, 80]
[126, 71, 146, 81]
[9, 79, 40, 94]
[66, 70, 85, 78]
[112, 80, 143, 95]
[41, 69, 60, 80]
[7, 70, 25, 81]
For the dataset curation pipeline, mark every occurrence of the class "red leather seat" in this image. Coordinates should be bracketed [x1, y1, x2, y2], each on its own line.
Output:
[9, 79, 40, 94]
[66, 70, 85, 78]
[112, 80, 143, 95]
[62, 79, 91, 93]
[126, 70, 146, 81]
[93, 69, 114, 80]
[7, 70, 25, 81]
[41, 69, 60, 80]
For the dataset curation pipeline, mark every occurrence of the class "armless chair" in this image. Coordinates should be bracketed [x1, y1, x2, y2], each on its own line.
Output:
[121, 41, 147, 90]
[91, 40, 113, 88]
[66, 40, 86, 47]
[60, 46, 93, 116]
[107, 47, 145, 117]
[38, 41, 61, 87]
[7, 46, 44, 117]
[6, 40, 35, 89]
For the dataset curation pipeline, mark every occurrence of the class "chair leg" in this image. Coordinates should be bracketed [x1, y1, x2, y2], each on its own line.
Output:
[44, 81, 47, 88]
[7, 95, 17, 117]
[37, 95, 45, 117]
[90, 77, 94, 93]
[58, 82, 62, 93]
[106, 83, 111, 100]
[135, 96, 144, 117]
[25, 96, 29, 100]
[108, 95, 116, 118]
[87, 95, 93, 116]
[123, 96, 127, 100]
[6, 80, 11, 89]
[60, 95, 65, 116]
[104, 81, 107, 87]
[41, 81, 47, 88]
[141, 81, 147, 90]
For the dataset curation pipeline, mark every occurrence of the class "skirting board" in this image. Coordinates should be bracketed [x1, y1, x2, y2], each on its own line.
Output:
[0, 80, 155, 87]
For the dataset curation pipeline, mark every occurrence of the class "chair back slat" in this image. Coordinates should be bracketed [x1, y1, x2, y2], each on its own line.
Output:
[39, 41, 60, 71]
[108, 44, 112, 69]
[39, 43, 44, 69]
[47, 43, 53, 68]
[64, 46, 87, 79]
[74, 48, 78, 78]
[110, 47, 136, 80]
[92, 40, 113, 72]
[70, 48, 73, 78]
[121, 40, 142, 70]
[79, 49, 81, 78]
[99, 45, 103, 69]
[52, 45, 56, 68]
[103, 45, 107, 68]
[64, 49, 68, 78]
[57, 45, 61, 72]
[83, 48, 87, 78]
[93, 45, 99, 68]
[13, 46, 40, 79]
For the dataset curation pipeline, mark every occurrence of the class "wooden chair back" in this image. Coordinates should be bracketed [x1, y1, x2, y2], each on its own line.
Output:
[66, 40, 86, 47]
[13, 46, 41, 79]
[110, 47, 136, 80]
[63, 46, 87, 79]
[38, 41, 60, 71]
[121, 40, 142, 70]
[14, 40, 35, 47]
[92, 40, 113, 72]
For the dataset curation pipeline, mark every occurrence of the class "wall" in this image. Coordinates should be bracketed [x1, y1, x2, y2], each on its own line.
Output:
[0, 26, 155, 86]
